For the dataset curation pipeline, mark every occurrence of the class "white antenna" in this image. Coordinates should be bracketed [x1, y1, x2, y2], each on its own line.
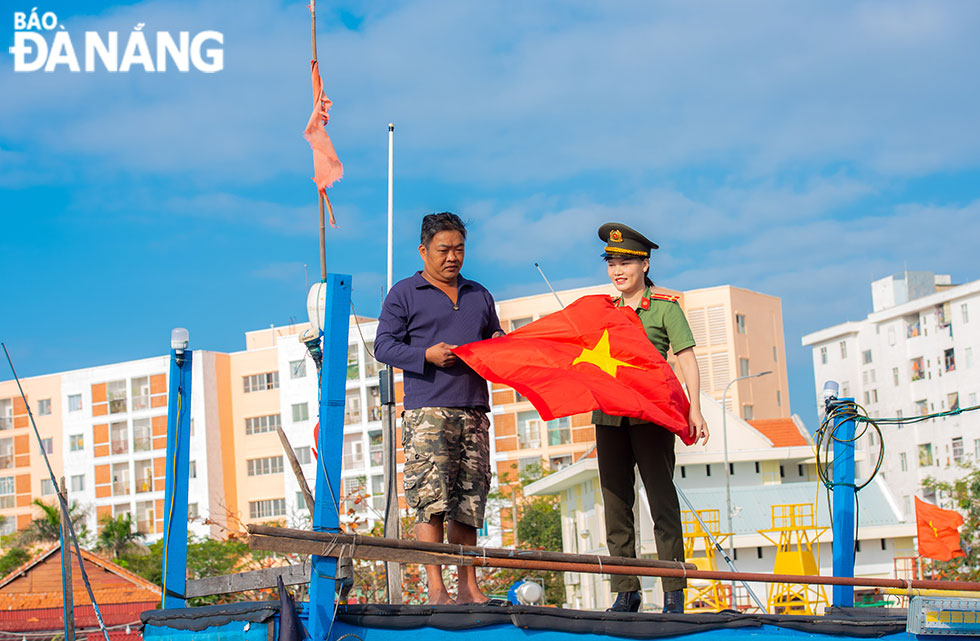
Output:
[387, 123, 394, 295]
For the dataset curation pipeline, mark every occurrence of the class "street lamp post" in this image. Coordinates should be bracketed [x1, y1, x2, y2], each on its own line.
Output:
[722, 369, 772, 607]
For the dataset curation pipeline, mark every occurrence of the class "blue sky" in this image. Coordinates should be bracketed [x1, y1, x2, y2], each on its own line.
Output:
[2, 1, 979, 430]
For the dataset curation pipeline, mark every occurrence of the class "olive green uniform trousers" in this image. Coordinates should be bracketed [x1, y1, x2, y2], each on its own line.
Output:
[596, 419, 687, 594]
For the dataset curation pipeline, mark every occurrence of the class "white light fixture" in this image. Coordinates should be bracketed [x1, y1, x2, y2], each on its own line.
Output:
[307, 283, 327, 333]
[171, 328, 189, 366]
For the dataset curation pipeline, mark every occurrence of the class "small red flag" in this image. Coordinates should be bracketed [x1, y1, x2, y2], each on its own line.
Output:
[304, 60, 343, 224]
[454, 295, 694, 444]
[915, 497, 965, 561]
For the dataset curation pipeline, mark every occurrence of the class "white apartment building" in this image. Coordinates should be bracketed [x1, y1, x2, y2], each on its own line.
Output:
[802, 271, 980, 517]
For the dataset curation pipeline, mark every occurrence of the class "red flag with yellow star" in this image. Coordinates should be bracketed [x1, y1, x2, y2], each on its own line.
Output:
[915, 497, 965, 561]
[453, 295, 695, 444]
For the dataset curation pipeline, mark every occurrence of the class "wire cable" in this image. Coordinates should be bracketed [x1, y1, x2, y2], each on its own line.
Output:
[161, 366, 185, 606]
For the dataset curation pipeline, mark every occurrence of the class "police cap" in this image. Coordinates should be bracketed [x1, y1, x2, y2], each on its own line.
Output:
[597, 222, 659, 258]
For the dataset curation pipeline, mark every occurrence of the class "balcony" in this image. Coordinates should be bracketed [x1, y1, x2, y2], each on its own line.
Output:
[136, 480, 154, 494]
[369, 449, 383, 467]
[0, 418, 10, 431]
[111, 440, 129, 455]
[112, 481, 130, 496]
[136, 519, 154, 534]
[0, 455, 12, 470]
[133, 436, 152, 452]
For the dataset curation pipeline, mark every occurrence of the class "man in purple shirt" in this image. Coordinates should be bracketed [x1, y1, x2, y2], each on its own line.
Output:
[375, 212, 504, 606]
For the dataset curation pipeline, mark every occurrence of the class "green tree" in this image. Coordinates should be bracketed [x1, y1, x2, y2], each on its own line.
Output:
[20, 498, 88, 545]
[922, 460, 980, 581]
[0, 547, 30, 578]
[96, 513, 142, 559]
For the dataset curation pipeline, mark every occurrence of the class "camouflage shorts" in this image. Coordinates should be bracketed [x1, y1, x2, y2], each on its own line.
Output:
[401, 407, 491, 529]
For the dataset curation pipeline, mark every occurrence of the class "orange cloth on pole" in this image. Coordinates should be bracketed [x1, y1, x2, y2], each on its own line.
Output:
[453, 295, 694, 444]
[304, 60, 343, 209]
[915, 497, 965, 561]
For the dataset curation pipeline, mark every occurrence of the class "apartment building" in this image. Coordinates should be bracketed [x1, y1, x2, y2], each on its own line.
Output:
[802, 271, 980, 517]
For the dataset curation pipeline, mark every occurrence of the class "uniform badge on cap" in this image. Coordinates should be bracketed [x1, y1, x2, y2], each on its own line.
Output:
[609, 229, 623, 243]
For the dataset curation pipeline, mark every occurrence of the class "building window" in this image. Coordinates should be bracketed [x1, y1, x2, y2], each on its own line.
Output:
[367, 386, 382, 422]
[69, 434, 84, 452]
[0, 477, 13, 509]
[962, 303, 969, 324]
[819, 346, 827, 365]
[112, 462, 130, 495]
[1, 399, 13, 430]
[292, 403, 309, 422]
[776, 390, 781, 407]
[910, 357, 924, 382]
[974, 438, 980, 459]
[755, 461, 760, 474]
[517, 411, 541, 449]
[730, 463, 735, 475]
[295, 446, 312, 465]
[511, 317, 533, 331]
[841, 381, 850, 397]
[549, 455, 572, 470]
[0, 439, 12, 470]
[839, 341, 847, 359]
[347, 345, 360, 380]
[188, 503, 199, 519]
[757, 547, 764, 559]
[135, 500, 155, 534]
[779, 465, 785, 478]
[245, 414, 281, 435]
[907, 315, 921, 338]
[952, 437, 964, 463]
[738, 358, 750, 377]
[773, 346, 778, 362]
[915, 399, 928, 416]
[130, 376, 150, 411]
[41, 438, 53, 454]
[862, 350, 872, 365]
[134, 460, 154, 493]
[247, 456, 284, 476]
[296, 491, 309, 511]
[966, 347, 974, 369]
[368, 431, 382, 466]
[743, 405, 754, 420]
[244, 372, 279, 393]
[888, 327, 896, 346]
[855, 540, 861, 553]
[37, 399, 51, 416]
[949, 392, 960, 412]
[892, 367, 899, 386]
[735, 314, 746, 334]
[798, 464, 804, 476]
[132, 418, 151, 452]
[547, 416, 571, 446]
[344, 391, 362, 425]
[71, 474, 84, 492]
[944, 348, 956, 372]
[189, 460, 197, 479]
[40, 478, 55, 495]
[67, 395, 82, 412]
[680, 466, 686, 478]
[289, 359, 307, 379]
[919, 443, 934, 467]
[899, 452, 907, 472]
[706, 464, 711, 477]
[364, 342, 382, 378]
[110, 421, 128, 455]
[107, 379, 127, 414]
[342, 434, 363, 469]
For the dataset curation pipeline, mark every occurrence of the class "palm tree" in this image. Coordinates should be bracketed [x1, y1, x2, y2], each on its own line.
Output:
[97, 513, 142, 559]
[20, 499, 88, 545]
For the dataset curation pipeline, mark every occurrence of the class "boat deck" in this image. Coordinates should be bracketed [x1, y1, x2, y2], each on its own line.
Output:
[142, 601, 911, 641]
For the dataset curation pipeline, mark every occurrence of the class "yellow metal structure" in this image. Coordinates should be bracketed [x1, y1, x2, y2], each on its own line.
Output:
[681, 508, 732, 612]
[758, 503, 829, 614]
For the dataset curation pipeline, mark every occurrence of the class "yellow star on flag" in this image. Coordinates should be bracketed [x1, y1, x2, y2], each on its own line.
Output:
[572, 329, 640, 378]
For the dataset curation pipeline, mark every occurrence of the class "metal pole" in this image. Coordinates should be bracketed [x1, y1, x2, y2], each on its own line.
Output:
[308, 273, 352, 640]
[162, 348, 193, 609]
[534, 263, 564, 308]
[380, 367, 402, 603]
[831, 398, 856, 607]
[387, 123, 394, 294]
[59, 476, 76, 641]
[674, 482, 767, 613]
[721, 370, 771, 607]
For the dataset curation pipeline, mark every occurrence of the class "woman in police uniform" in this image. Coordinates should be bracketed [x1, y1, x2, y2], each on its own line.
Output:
[593, 222, 709, 614]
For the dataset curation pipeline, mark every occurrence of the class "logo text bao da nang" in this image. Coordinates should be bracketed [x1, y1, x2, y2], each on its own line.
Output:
[9, 8, 223, 73]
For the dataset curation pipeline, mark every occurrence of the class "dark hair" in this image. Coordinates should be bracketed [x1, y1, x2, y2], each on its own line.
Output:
[420, 212, 467, 247]
[602, 253, 655, 287]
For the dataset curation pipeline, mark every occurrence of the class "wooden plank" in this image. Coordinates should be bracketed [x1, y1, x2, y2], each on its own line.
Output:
[185, 563, 310, 598]
[276, 425, 315, 515]
[248, 534, 461, 567]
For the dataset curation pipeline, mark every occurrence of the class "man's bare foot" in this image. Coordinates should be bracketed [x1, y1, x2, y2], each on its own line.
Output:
[456, 587, 489, 604]
[428, 589, 457, 605]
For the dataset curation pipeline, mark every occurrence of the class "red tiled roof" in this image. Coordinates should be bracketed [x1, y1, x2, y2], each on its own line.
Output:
[748, 418, 810, 448]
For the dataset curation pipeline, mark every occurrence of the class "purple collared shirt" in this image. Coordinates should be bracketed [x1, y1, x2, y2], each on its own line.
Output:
[374, 271, 502, 410]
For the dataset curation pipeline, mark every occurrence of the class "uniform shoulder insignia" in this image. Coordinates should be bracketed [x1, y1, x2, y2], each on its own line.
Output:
[650, 293, 680, 302]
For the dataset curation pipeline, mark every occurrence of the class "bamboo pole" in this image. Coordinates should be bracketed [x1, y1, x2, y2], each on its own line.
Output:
[310, 0, 327, 282]
[60, 477, 75, 641]
[246, 525, 980, 593]
[276, 425, 315, 516]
